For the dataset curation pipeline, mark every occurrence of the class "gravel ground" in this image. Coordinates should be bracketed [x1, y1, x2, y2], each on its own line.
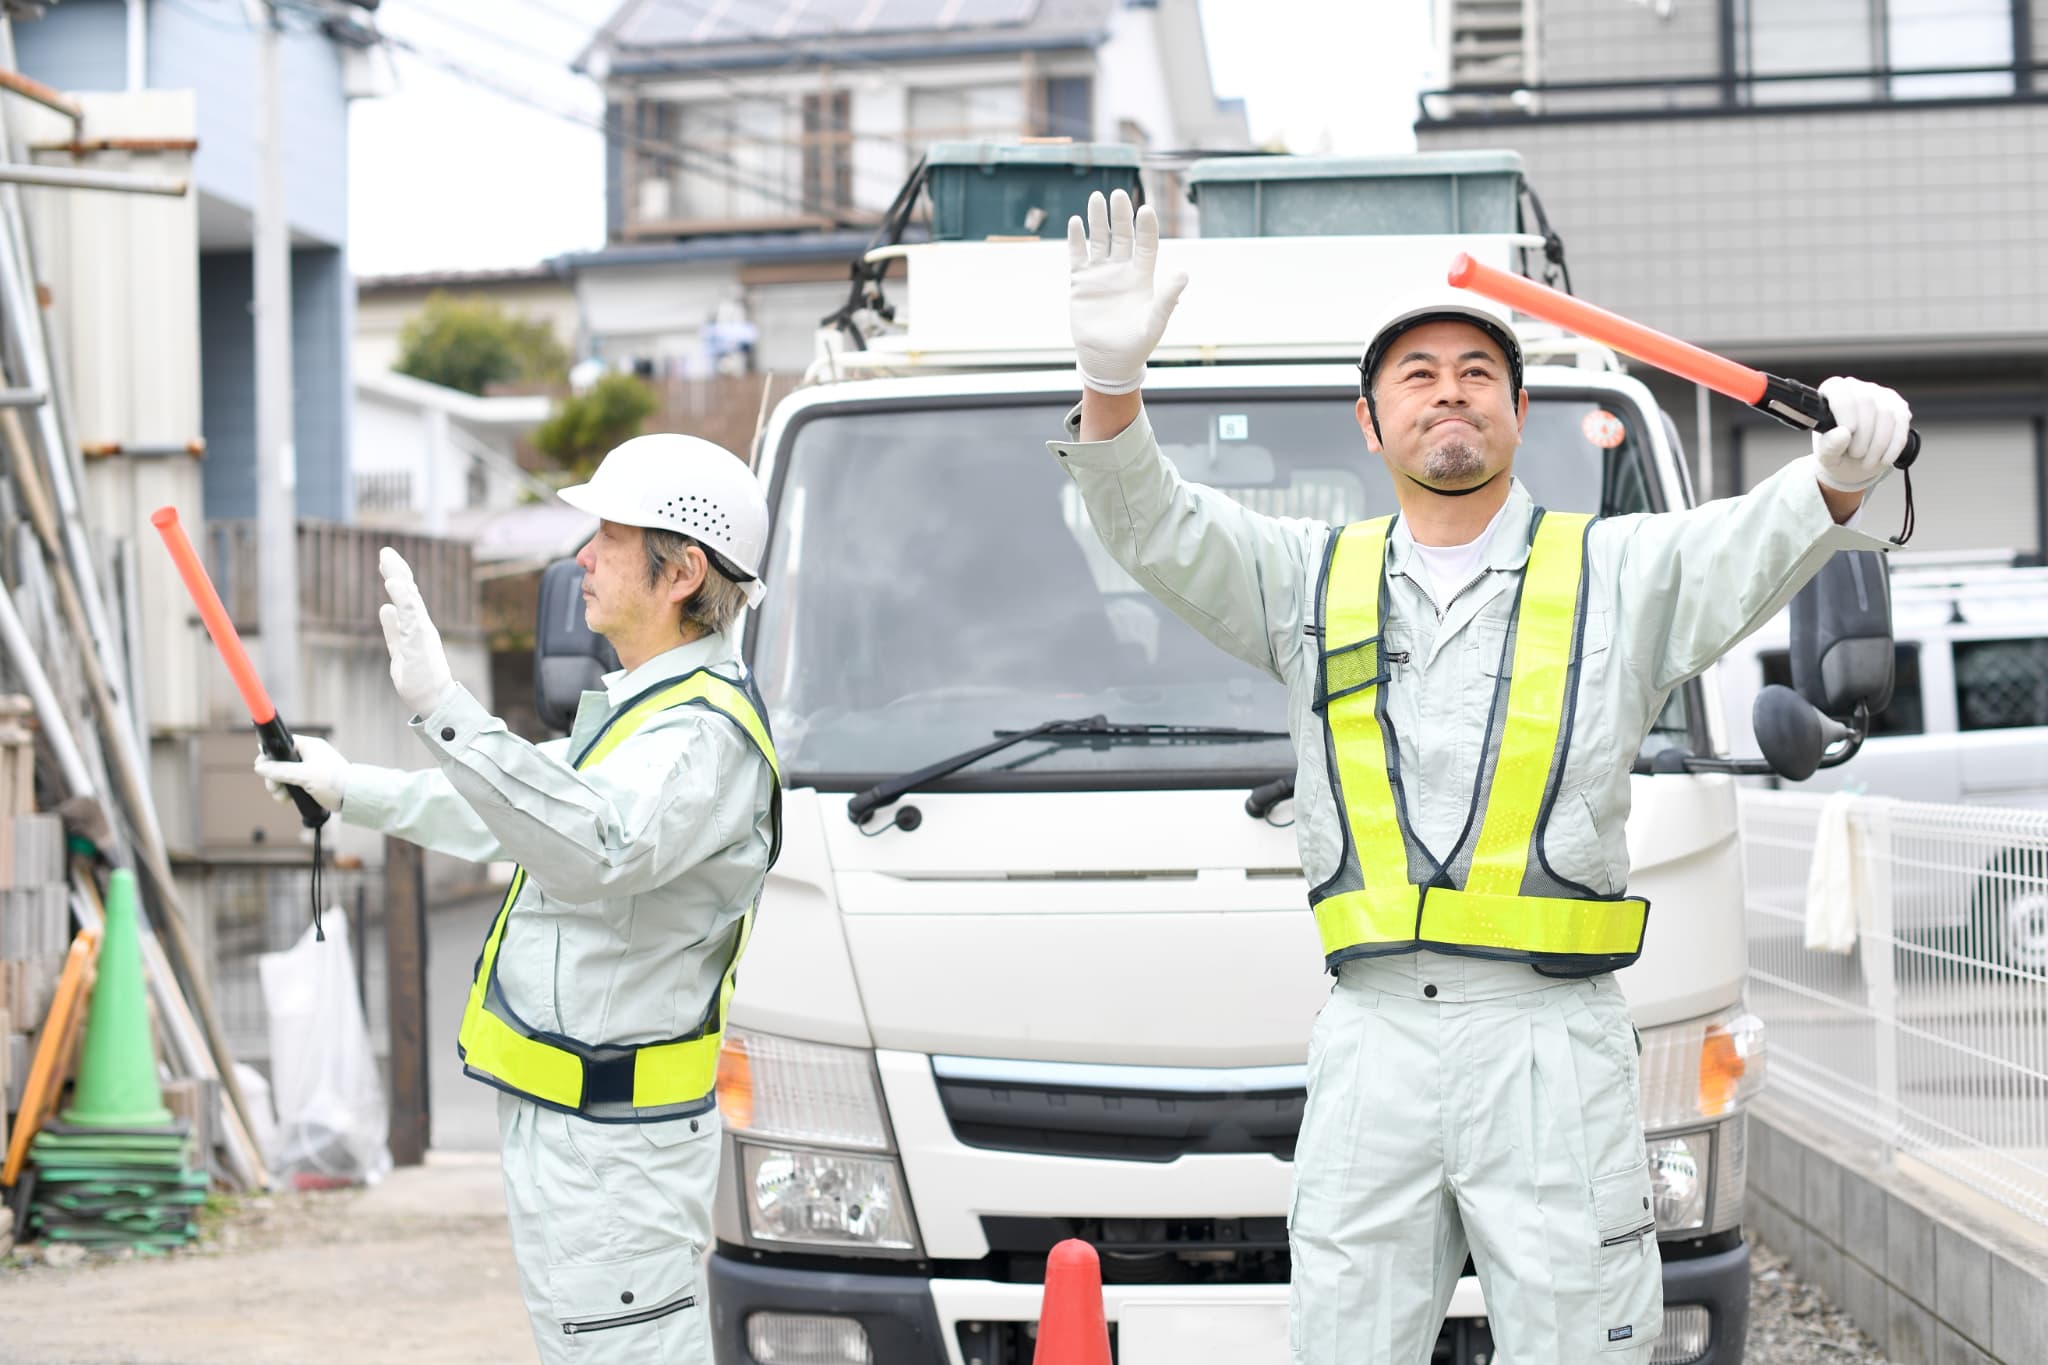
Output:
[1748, 1238, 1893, 1364]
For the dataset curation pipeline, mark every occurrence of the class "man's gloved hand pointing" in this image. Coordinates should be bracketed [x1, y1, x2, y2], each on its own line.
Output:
[1067, 188, 1188, 396]
[1811, 376, 1913, 493]
[379, 547, 455, 718]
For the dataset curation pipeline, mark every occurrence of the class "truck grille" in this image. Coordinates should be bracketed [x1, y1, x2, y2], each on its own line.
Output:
[931, 1056, 1306, 1162]
[954, 1316, 1496, 1364]
[982, 1215, 1291, 1285]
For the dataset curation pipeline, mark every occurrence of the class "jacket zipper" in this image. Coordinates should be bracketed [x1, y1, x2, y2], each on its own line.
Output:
[1600, 1222, 1656, 1249]
[562, 1294, 695, 1336]
[1407, 567, 1493, 626]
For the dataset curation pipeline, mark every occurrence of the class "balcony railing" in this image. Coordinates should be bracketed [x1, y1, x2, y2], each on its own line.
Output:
[204, 520, 479, 638]
[1419, 61, 2047, 125]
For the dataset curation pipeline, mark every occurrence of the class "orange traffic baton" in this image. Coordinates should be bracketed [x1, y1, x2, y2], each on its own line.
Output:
[152, 507, 333, 934]
[1448, 253, 1921, 473]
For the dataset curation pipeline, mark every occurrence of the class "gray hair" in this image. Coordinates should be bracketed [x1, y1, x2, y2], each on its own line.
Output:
[643, 526, 748, 637]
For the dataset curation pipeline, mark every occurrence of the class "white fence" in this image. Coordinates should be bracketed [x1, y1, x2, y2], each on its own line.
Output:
[1739, 790, 2048, 1227]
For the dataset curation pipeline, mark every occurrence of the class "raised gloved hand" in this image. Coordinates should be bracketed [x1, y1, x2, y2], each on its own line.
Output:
[1811, 376, 1912, 493]
[1067, 188, 1188, 396]
[252, 734, 348, 813]
[379, 546, 455, 718]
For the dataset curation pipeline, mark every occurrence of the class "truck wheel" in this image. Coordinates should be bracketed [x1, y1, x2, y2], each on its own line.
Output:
[1972, 849, 2048, 978]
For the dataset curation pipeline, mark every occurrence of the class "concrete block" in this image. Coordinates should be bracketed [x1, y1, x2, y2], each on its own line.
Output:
[1751, 1195, 1795, 1261]
[1933, 1223, 1993, 1353]
[1841, 1170, 1887, 1276]
[1802, 1151, 1843, 1245]
[1888, 1194, 1938, 1312]
[1805, 1234, 1845, 1310]
[1841, 1257, 1889, 1355]
[1890, 1284, 1936, 1365]
[1757, 1118, 1804, 1210]
[1991, 1254, 2048, 1362]
[1935, 1321, 1992, 1365]
[1748, 1117, 1775, 1195]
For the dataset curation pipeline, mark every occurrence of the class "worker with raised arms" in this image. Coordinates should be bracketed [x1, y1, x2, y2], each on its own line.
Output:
[1053, 189, 1910, 1363]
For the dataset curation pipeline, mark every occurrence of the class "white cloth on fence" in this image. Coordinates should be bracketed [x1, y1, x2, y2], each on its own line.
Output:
[1805, 790, 1862, 954]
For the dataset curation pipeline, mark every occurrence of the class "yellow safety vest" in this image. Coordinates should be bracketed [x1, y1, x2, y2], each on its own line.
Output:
[1309, 509, 1648, 978]
[457, 668, 782, 1122]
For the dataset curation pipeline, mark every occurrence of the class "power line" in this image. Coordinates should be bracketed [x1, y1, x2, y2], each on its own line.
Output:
[373, 25, 870, 225]
[406, 0, 1021, 154]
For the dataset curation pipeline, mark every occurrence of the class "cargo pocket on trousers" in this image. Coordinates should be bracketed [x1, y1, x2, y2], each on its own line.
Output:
[551, 1244, 703, 1355]
[1592, 1160, 1662, 1353]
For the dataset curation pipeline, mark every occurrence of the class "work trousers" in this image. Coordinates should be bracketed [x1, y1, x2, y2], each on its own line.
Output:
[1288, 953, 1663, 1364]
[498, 1090, 721, 1363]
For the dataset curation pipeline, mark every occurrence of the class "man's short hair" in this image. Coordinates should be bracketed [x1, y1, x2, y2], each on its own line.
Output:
[643, 526, 748, 636]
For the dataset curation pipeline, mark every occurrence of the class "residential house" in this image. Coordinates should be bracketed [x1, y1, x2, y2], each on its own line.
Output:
[566, 0, 1251, 376]
[13, 4, 491, 915]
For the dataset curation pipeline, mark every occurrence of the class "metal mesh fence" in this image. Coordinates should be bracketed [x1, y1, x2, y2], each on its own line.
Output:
[1741, 789, 2048, 1226]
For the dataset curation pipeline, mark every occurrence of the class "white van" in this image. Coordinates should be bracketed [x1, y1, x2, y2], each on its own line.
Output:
[560, 151, 1888, 1365]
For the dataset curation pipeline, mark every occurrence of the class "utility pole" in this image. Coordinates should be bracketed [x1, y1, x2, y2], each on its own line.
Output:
[251, 0, 301, 718]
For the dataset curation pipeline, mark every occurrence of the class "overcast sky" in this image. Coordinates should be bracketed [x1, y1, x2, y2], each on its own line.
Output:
[347, 0, 1436, 278]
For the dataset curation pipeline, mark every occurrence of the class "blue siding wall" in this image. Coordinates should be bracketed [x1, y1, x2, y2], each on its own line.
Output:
[199, 251, 257, 520]
[200, 247, 351, 523]
[10, 1, 126, 91]
[15, 0, 350, 247]
[147, 0, 351, 246]
[292, 246, 351, 522]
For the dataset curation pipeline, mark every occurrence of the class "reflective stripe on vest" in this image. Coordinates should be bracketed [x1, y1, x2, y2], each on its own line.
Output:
[456, 668, 781, 1121]
[1310, 509, 1648, 976]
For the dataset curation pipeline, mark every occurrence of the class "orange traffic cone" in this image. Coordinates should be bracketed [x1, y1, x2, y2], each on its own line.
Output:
[1034, 1238, 1111, 1365]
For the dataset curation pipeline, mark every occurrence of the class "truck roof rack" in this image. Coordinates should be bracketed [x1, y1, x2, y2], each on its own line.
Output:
[811, 233, 1625, 382]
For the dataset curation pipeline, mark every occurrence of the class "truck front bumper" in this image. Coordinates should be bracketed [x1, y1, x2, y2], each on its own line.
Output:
[709, 1236, 1750, 1365]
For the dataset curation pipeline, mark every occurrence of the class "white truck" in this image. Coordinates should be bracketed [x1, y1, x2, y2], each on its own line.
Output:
[538, 150, 1893, 1365]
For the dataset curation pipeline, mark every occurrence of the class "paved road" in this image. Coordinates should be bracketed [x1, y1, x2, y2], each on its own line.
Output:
[0, 1161, 1885, 1364]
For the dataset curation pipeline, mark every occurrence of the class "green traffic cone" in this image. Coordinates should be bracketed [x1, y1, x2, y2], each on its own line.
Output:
[61, 869, 173, 1128]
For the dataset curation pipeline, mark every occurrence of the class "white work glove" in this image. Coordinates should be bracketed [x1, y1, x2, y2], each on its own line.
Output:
[1066, 189, 1188, 396]
[252, 734, 348, 813]
[378, 546, 455, 718]
[1811, 376, 1912, 493]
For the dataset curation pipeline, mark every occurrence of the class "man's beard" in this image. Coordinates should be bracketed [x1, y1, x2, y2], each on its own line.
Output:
[1422, 436, 1487, 487]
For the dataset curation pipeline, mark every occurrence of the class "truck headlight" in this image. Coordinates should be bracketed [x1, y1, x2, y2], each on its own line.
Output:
[1639, 1007, 1764, 1239]
[719, 1027, 923, 1255]
[739, 1142, 920, 1252]
[1646, 1130, 1711, 1233]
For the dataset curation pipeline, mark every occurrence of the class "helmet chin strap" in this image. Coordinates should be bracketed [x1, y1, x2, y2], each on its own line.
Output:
[1401, 468, 1505, 498]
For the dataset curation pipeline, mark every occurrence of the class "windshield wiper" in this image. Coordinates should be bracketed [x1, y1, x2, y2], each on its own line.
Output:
[846, 715, 1287, 824]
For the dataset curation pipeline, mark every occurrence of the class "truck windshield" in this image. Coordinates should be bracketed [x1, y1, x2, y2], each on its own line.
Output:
[750, 389, 1679, 786]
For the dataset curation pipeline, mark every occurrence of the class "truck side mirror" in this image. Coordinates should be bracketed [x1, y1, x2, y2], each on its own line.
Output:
[1752, 684, 1853, 782]
[1753, 550, 1892, 782]
[1788, 549, 1894, 717]
[534, 557, 618, 734]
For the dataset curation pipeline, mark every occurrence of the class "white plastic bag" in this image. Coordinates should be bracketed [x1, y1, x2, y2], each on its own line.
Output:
[257, 910, 393, 1185]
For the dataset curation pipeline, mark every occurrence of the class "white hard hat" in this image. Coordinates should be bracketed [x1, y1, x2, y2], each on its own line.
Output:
[1360, 291, 1523, 400]
[558, 434, 771, 607]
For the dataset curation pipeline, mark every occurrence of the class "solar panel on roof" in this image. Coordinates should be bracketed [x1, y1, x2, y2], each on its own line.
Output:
[955, 0, 1036, 26]
[777, 0, 868, 36]
[614, 0, 1039, 46]
[865, 0, 949, 34]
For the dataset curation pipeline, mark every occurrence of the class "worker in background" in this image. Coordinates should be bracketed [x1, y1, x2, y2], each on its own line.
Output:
[1054, 190, 1910, 1363]
[252, 435, 781, 1365]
